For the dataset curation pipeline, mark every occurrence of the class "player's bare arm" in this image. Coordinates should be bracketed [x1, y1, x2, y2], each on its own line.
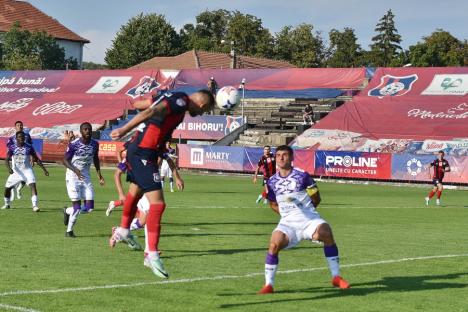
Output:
[166, 157, 184, 190]
[114, 168, 126, 200]
[445, 165, 451, 172]
[33, 154, 49, 176]
[116, 146, 126, 163]
[132, 98, 152, 110]
[93, 151, 105, 185]
[253, 166, 260, 183]
[111, 101, 168, 140]
[269, 201, 280, 214]
[63, 155, 84, 180]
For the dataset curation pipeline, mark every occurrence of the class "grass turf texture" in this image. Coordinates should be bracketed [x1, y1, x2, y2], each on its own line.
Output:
[0, 165, 467, 312]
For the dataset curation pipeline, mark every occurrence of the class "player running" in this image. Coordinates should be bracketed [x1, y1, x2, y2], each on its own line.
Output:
[6, 120, 33, 201]
[62, 122, 105, 237]
[253, 145, 276, 204]
[109, 90, 214, 278]
[425, 150, 451, 206]
[2, 131, 49, 211]
[258, 145, 349, 294]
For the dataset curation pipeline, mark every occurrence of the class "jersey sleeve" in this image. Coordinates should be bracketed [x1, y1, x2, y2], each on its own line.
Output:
[266, 182, 276, 202]
[429, 160, 435, 167]
[257, 157, 263, 167]
[25, 133, 32, 145]
[303, 174, 317, 189]
[167, 95, 188, 115]
[64, 142, 76, 159]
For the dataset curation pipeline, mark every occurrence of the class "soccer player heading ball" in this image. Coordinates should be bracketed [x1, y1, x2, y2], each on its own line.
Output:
[258, 145, 349, 294]
[109, 90, 214, 278]
[425, 150, 450, 206]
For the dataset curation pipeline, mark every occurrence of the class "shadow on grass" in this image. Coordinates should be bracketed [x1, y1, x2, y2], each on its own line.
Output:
[219, 272, 468, 309]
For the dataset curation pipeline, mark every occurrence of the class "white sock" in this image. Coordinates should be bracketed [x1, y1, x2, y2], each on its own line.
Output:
[31, 195, 38, 207]
[144, 225, 149, 254]
[265, 264, 278, 286]
[170, 181, 173, 190]
[161, 181, 165, 188]
[4, 197, 10, 206]
[118, 227, 130, 238]
[67, 208, 80, 232]
[326, 256, 340, 277]
[147, 251, 159, 259]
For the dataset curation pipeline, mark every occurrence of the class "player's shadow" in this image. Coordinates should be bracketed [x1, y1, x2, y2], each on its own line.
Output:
[163, 246, 320, 259]
[219, 272, 468, 309]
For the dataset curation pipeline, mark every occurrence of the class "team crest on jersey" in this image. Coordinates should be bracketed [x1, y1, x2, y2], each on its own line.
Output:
[368, 74, 418, 98]
[126, 76, 160, 99]
[224, 116, 244, 135]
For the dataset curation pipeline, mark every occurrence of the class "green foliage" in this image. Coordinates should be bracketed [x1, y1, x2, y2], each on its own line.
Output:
[105, 13, 180, 69]
[274, 24, 325, 67]
[370, 9, 402, 66]
[0, 22, 76, 70]
[82, 61, 108, 70]
[408, 29, 467, 66]
[327, 28, 362, 67]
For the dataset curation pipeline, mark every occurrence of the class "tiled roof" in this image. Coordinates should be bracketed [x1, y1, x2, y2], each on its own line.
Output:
[131, 49, 296, 69]
[0, 0, 89, 43]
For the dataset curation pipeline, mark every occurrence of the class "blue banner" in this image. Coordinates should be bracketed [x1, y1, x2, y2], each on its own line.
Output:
[391, 154, 434, 181]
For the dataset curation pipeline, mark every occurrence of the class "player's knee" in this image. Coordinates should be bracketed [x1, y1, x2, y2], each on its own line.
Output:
[268, 242, 281, 254]
[314, 224, 334, 243]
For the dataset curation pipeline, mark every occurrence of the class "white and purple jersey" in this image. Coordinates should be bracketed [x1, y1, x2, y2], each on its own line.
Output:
[266, 168, 317, 221]
[65, 138, 99, 181]
[7, 143, 37, 172]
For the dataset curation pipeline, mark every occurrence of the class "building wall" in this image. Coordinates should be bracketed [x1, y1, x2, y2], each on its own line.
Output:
[57, 39, 84, 68]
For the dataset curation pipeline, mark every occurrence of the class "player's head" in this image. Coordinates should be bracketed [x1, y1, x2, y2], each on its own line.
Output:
[188, 90, 215, 117]
[80, 122, 92, 140]
[275, 145, 293, 170]
[437, 150, 445, 160]
[14, 120, 23, 132]
[263, 145, 271, 156]
[15, 131, 25, 146]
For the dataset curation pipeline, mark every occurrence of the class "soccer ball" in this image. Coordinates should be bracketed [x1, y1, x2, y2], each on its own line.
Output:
[216, 86, 241, 110]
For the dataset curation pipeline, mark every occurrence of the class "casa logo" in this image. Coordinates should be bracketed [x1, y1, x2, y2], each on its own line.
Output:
[126, 76, 160, 98]
[406, 158, 422, 176]
[0, 98, 33, 112]
[368, 74, 418, 98]
[422, 141, 447, 152]
[190, 148, 204, 165]
[86, 76, 132, 94]
[422, 74, 468, 96]
[32, 102, 82, 116]
[225, 116, 243, 135]
[325, 155, 378, 168]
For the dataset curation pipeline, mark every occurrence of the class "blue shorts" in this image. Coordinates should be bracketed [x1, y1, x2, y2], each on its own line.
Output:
[127, 156, 162, 193]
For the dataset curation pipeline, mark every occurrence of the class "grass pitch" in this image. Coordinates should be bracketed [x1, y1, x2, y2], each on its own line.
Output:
[0, 166, 467, 312]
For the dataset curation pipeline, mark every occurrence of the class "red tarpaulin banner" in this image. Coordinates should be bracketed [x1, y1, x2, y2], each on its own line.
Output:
[174, 68, 366, 90]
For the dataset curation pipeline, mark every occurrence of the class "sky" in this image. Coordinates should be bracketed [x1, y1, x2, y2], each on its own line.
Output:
[27, 0, 468, 64]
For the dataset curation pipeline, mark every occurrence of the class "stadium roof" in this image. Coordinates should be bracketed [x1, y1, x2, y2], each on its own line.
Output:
[0, 0, 89, 43]
[131, 50, 296, 70]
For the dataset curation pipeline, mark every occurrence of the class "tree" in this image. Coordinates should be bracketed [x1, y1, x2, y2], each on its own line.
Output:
[105, 13, 181, 69]
[82, 61, 108, 70]
[327, 28, 362, 67]
[408, 29, 467, 66]
[370, 9, 402, 66]
[274, 24, 325, 67]
[225, 11, 274, 58]
[0, 22, 76, 70]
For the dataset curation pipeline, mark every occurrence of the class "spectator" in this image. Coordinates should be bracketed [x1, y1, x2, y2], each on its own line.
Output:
[303, 104, 315, 125]
[207, 77, 218, 97]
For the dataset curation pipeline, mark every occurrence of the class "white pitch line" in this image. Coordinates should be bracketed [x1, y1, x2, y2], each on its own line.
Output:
[167, 206, 465, 209]
[0, 304, 41, 312]
[0, 253, 467, 298]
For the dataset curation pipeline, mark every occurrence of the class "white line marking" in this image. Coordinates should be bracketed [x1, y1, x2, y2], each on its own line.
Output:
[0, 304, 40, 312]
[167, 206, 465, 209]
[0, 253, 467, 297]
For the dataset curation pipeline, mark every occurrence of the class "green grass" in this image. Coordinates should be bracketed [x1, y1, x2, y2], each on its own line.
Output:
[0, 166, 467, 312]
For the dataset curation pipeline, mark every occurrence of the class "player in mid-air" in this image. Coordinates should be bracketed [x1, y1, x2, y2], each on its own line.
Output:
[109, 90, 214, 278]
[425, 150, 451, 206]
[2, 131, 49, 211]
[258, 145, 350, 294]
[6, 120, 33, 201]
[62, 122, 105, 237]
[253, 145, 276, 204]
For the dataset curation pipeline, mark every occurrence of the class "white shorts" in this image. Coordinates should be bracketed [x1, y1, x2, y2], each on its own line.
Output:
[6, 169, 35, 187]
[274, 214, 327, 249]
[137, 195, 150, 213]
[66, 179, 94, 201]
[160, 161, 172, 178]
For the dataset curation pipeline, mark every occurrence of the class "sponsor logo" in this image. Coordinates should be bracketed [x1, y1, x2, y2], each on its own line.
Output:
[32, 102, 82, 116]
[325, 155, 378, 168]
[126, 76, 160, 98]
[86, 76, 132, 94]
[225, 116, 243, 135]
[153, 172, 161, 183]
[422, 74, 468, 96]
[141, 159, 147, 166]
[0, 98, 33, 112]
[408, 103, 468, 119]
[422, 141, 447, 152]
[406, 158, 423, 176]
[368, 74, 418, 98]
[176, 98, 186, 107]
[190, 148, 204, 165]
